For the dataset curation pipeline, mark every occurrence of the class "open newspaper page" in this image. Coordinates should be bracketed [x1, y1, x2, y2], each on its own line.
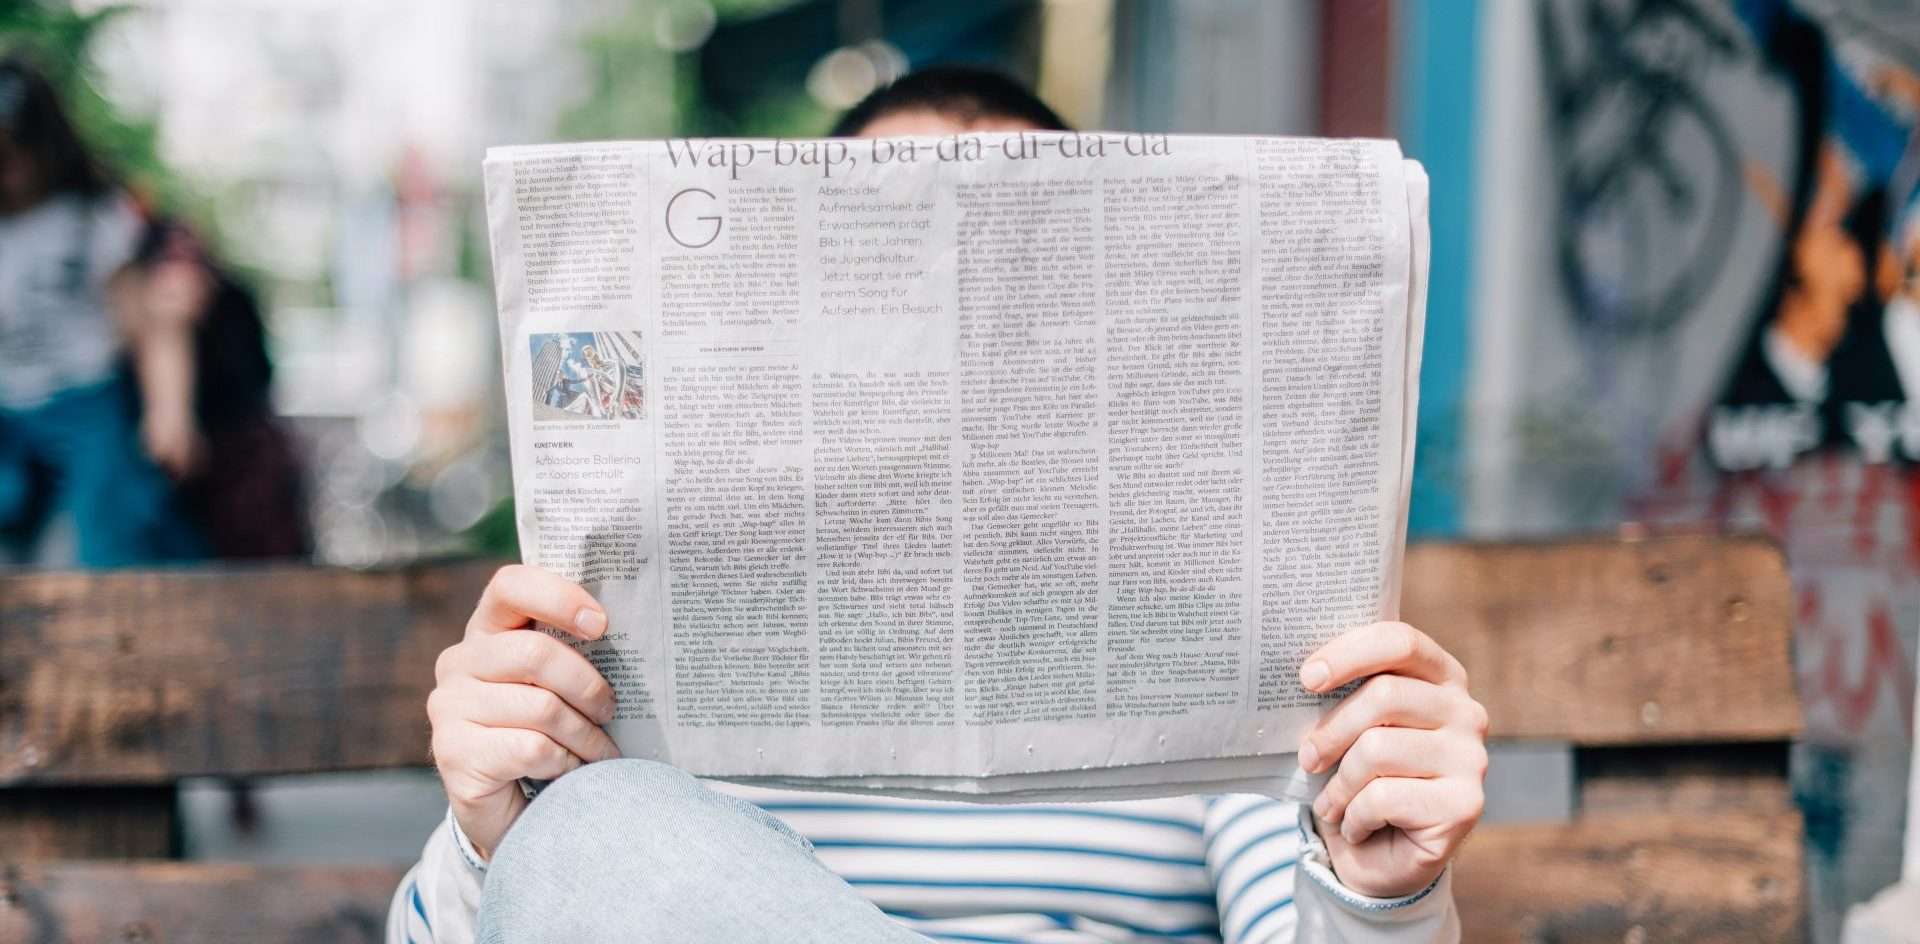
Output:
[482, 132, 1426, 802]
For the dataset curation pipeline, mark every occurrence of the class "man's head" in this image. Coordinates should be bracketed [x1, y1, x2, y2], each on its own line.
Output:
[0, 55, 110, 213]
[833, 64, 1069, 138]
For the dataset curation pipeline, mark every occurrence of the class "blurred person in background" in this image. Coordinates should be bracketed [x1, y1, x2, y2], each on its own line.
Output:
[128, 219, 309, 559]
[0, 55, 204, 567]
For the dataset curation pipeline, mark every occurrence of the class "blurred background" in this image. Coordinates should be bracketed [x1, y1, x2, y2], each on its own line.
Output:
[3, 0, 1919, 939]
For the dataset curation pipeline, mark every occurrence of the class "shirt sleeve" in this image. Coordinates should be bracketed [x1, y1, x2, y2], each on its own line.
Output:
[387, 808, 488, 944]
[1204, 794, 1305, 943]
[1291, 803, 1460, 944]
[89, 192, 146, 279]
[1203, 795, 1459, 944]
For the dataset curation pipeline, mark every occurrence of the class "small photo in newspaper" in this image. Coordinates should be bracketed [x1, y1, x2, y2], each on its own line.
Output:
[529, 330, 647, 423]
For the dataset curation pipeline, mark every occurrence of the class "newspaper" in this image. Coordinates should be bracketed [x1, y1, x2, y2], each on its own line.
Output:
[482, 132, 1428, 803]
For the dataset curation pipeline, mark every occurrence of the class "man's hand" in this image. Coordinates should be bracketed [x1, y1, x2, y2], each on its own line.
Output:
[1296, 621, 1487, 899]
[429, 565, 621, 858]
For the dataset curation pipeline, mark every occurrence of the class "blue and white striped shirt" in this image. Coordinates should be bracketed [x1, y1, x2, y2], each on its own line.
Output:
[388, 785, 1454, 943]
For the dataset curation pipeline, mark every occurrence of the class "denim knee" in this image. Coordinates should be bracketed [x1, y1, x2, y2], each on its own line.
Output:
[478, 761, 911, 944]
[494, 759, 809, 868]
[531, 758, 702, 813]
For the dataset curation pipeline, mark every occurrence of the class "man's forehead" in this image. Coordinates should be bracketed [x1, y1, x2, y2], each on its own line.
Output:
[855, 109, 1045, 139]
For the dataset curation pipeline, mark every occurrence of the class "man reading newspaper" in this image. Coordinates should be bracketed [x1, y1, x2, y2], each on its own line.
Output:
[392, 67, 1485, 943]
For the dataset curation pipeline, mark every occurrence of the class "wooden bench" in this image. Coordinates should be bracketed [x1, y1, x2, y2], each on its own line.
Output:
[0, 534, 1801, 942]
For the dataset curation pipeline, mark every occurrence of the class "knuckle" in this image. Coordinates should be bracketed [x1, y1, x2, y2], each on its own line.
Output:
[1386, 726, 1424, 765]
[1354, 674, 1391, 710]
[496, 565, 543, 604]
[1320, 769, 1350, 800]
[1345, 781, 1378, 817]
[428, 728, 454, 768]
[1465, 699, 1491, 737]
[502, 682, 543, 717]
[585, 680, 615, 719]
[1389, 622, 1423, 662]
[1348, 773, 1383, 804]
[433, 644, 463, 683]
[1347, 726, 1383, 767]
[507, 631, 554, 672]
[1388, 777, 1423, 810]
[485, 565, 521, 603]
[1444, 783, 1485, 834]
[1373, 673, 1410, 712]
[530, 688, 568, 728]
[1467, 741, 1490, 780]
[503, 729, 553, 769]
[431, 732, 477, 783]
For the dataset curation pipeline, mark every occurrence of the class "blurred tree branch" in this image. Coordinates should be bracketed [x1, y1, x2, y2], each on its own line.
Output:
[0, 0, 194, 217]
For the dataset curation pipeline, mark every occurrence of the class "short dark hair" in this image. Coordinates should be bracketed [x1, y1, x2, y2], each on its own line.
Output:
[0, 55, 111, 198]
[831, 64, 1070, 136]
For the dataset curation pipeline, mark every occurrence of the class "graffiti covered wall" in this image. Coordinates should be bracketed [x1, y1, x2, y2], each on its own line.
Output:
[1473, 0, 1920, 938]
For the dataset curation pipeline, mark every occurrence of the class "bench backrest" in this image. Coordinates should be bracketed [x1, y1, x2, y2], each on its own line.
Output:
[0, 535, 1801, 942]
[1406, 536, 1801, 943]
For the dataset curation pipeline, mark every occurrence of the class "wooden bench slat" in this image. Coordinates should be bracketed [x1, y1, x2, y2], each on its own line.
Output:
[1405, 535, 1799, 745]
[0, 862, 404, 944]
[0, 529, 1806, 937]
[0, 561, 495, 784]
[0, 809, 1806, 944]
[1, 534, 1794, 781]
[1454, 809, 1805, 943]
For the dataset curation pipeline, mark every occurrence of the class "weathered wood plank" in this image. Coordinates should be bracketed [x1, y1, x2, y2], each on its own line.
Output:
[1454, 809, 1806, 943]
[0, 535, 1793, 780]
[0, 560, 497, 784]
[0, 813, 1806, 944]
[1404, 535, 1799, 744]
[0, 788, 174, 859]
[0, 861, 405, 944]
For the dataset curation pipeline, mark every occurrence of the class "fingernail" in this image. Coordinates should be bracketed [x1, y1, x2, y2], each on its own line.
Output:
[597, 702, 617, 725]
[1301, 660, 1330, 691]
[601, 742, 622, 761]
[1313, 793, 1331, 820]
[1298, 740, 1320, 773]
[575, 607, 607, 637]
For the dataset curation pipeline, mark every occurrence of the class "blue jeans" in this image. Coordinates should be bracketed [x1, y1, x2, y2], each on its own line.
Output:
[477, 760, 931, 943]
[0, 379, 205, 567]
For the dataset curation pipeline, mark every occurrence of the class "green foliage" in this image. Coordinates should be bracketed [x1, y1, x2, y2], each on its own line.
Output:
[464, 495, 520, 557]
[727, 87, 833, 138]
[0, 0, 192, 214]
[558, 0, 829, 141]
[708, 0, 801, 20]
[556, 3, 682, 142]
